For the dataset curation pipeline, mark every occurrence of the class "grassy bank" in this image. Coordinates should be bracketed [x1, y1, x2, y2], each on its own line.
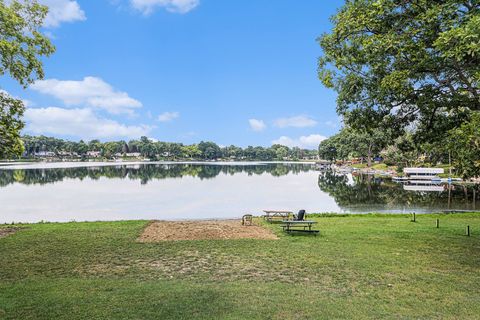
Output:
[1, 213, 480, 319]
[351, 163, 393, 170]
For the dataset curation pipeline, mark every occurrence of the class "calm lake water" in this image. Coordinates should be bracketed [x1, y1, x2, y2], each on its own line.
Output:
[0, 162, 478, 223]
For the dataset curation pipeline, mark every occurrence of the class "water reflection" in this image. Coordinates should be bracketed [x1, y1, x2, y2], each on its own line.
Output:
[0, 163, 314, 187]
[317, 170, 479, 212]
[1, 164, 479, 223]
[0, 163, 334, 223]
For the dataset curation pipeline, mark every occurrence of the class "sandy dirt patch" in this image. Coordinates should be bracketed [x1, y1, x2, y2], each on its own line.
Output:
[0, 227, 21, 239]
[139, 220, 278, 242]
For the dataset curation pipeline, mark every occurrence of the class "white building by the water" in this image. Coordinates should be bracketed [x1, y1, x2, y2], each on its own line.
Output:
[403, 168, 444, 180]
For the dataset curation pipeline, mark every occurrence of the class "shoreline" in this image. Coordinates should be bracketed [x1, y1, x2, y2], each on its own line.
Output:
[3, 211, 479, 226]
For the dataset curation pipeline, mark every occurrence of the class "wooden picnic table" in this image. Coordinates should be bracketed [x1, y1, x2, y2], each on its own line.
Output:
[281, 220, 319, 234]
[263, 210, 292, 222]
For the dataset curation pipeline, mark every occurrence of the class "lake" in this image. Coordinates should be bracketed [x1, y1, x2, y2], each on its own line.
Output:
[0, 162, 478, 223]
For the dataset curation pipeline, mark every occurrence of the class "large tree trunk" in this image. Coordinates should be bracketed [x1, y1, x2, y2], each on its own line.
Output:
[367, 144, 372, 167]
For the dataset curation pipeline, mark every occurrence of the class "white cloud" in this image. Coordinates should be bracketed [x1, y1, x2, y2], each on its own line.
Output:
[24, 107, 152, 140]
[131, 0, 199, 14]
[31, 77, 142, 115]
[40, 0, 86, 28]
[274, 115, 317, 128]
[248, 119, 266, 132]
[158, 111, 179, 122]
[299, 134, 327, 147]
[272, 134, 327, 149]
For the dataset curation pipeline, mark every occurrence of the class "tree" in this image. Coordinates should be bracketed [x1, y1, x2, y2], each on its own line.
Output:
[0, 0, 55, 158]
[289, 147, 302, 160]
[138, 136, 156, 158]
[222, 145, 243, 159]
[318, 137, 338, 161]
[128, 140, 140, 153]
[349, 128, 392, 167]
[275, 146, 289, 160]
[0, 92, 25, 158]
[167, 143, 183, 159]
[182, 144, 201, 159]
[198, 141, 221, 160]
[121, 141, 129, 154]
[318, 126, 391, 166]
[380, 133, 418, 168]
[76, 140, 88, 156]
[318, 0, 480, 142]
[88, 140, 102, 151]
[102, 141, 122, 158]
[447, 112, 480, 179]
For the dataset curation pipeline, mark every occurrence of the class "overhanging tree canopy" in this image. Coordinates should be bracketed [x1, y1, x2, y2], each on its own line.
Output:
[0, 0, 55, 159]
[318, 0, 480, 138]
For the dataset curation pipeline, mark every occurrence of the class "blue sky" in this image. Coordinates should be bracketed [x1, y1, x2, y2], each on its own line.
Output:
[1, 0, 344, 149]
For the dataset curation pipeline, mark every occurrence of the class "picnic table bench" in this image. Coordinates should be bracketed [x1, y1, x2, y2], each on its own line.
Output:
[281, 220, 319, 235]
[263, 210, 292, 223]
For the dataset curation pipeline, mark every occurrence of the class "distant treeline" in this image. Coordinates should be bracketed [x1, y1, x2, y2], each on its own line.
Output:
[18, 136, 318, 161]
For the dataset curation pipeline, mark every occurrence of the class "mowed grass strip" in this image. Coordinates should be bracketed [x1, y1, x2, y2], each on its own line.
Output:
[0, 213, 479, 319]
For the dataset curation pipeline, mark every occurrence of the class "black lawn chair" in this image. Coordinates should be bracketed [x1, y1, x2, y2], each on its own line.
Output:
[292, 209, 306, 221]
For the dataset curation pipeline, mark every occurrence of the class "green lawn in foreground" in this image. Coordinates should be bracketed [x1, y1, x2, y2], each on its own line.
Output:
[1, 213, 479, 319]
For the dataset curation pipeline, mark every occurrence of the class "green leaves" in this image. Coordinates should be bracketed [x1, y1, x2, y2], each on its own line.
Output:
[0, 92, 25, 159]
[447, 112, 480, 179]
[318, 0, 480, 142]
[435, 14, 480, 61]
[319, 126, 393, 166]
[0, 0, 54, 87]
[0, 0, 55, 159]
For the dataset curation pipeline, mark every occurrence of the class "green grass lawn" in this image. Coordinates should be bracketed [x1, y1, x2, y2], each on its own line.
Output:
[1, 213, 480, 319]
[351, 163, 393, 171]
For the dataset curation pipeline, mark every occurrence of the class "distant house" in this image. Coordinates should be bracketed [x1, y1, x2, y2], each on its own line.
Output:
[58, 151, 78, 157]
[86, 151, 101, 158]
[303, 155, 319, 160]
[350, 158, 362, 164]
[34, 151, 55, 157]
[125, 152, 141, 157]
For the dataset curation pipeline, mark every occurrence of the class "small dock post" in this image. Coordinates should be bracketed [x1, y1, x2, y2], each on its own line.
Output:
[466, 225, 471, 237]
[436, 219, 439, 228]
[473, 188, 476, 210]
